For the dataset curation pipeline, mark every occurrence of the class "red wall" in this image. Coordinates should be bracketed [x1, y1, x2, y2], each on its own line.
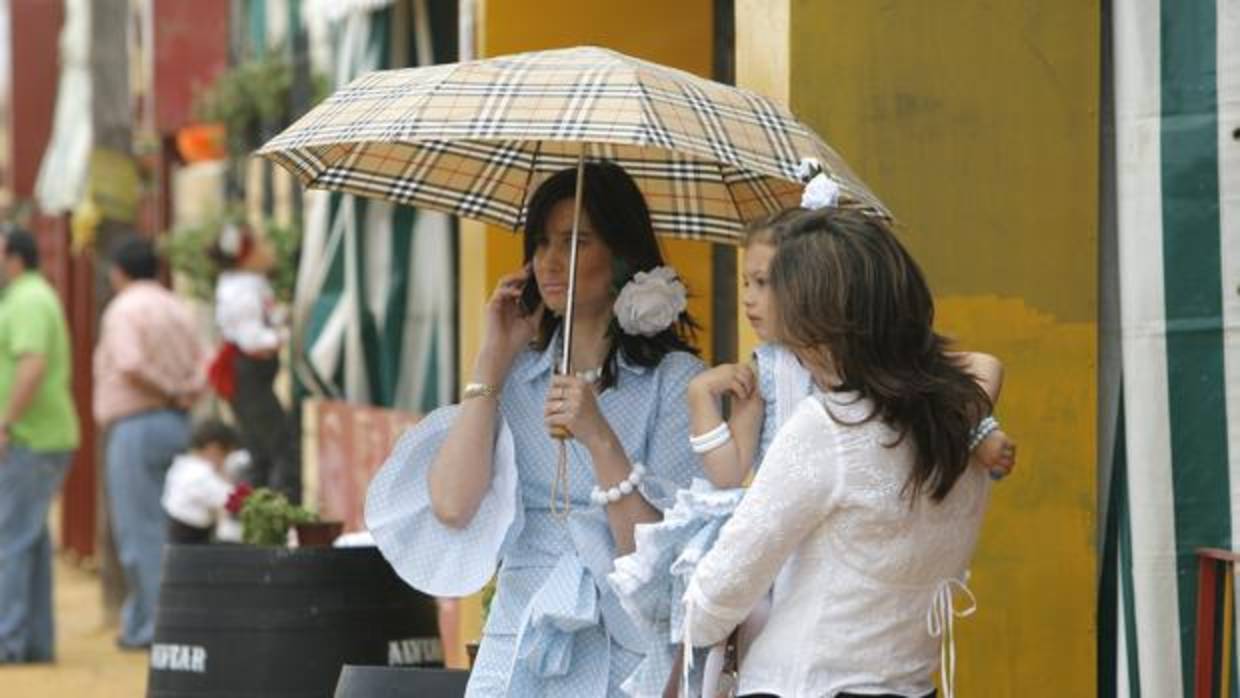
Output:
[32, 214, 96, 559]
[7, 0, 61, 199]
[152, 0, 231, 131]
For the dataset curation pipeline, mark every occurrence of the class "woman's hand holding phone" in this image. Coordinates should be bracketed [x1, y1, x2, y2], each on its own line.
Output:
[477, 266, 544, 383]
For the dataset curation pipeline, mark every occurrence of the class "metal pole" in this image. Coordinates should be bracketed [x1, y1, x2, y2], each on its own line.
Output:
[558, 145, 586, 377]
[550, 146, 586, 516]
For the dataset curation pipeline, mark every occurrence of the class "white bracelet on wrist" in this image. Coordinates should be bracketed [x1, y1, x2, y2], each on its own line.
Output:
[690, 422, 732, 454]
[591, 463, 647, 505]
[968, 415, 999, 452]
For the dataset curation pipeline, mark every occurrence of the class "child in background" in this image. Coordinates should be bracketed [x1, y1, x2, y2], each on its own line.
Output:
[206, 223, 300, 503]
[163, 419, 245, 545]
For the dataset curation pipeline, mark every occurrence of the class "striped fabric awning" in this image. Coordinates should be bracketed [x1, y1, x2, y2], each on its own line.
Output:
[293, 0, 455, 413]
[1103, 1, 1239, 696]
[259, 45, 890, 243]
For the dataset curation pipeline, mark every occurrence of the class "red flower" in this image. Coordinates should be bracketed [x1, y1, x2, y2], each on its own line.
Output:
[225, 483, 254, 515]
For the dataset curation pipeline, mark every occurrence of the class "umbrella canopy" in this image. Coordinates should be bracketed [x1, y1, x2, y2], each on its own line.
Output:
[259, 45, 889, 243]
[261, 45, 893, 515]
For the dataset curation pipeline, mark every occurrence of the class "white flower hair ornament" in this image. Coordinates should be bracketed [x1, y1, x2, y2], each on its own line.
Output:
[218, 223, 244, 257]
[613, 266, 689, 337]
[795, 157, 823, 182]
[795, 157, 840, 211]
[801, 172, 841, 211]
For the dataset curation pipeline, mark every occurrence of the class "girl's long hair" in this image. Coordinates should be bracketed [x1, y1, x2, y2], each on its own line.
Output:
[769, 207, 991, 502]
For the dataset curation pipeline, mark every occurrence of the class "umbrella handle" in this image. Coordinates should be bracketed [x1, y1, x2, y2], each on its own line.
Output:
[549, 145, 586, 520]
[557, 146, 586, 377]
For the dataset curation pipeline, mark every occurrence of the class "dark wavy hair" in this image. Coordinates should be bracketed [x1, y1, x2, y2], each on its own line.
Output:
[769, 207, 991, 502]
[521, 161, 699, 389]
[111, 236, 159, 281]
[2, 227, 39, 269]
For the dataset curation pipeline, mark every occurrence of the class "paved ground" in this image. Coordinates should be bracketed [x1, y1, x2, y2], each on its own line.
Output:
[0, 556, 147, 698]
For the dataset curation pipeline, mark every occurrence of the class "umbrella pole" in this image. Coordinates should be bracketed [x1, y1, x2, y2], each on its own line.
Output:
[550, 146, 586, 518]
[559, 147, 586, 378]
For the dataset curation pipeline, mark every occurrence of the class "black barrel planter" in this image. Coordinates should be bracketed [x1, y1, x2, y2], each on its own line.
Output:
[147, 545, 442, 698]
[334, 666, 470, 698]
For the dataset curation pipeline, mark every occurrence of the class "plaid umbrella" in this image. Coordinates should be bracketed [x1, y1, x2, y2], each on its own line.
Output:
[261, 45, 890, 517]
[258, 45, 889, 244]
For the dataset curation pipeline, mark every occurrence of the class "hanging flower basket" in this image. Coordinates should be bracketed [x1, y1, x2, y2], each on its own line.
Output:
[176, 123, 228, 162]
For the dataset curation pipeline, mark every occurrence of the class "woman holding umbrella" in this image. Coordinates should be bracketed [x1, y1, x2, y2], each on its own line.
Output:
[366, 161, 704, 696]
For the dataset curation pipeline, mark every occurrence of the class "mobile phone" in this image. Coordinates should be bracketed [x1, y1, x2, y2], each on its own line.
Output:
[518, 276, 542, 316]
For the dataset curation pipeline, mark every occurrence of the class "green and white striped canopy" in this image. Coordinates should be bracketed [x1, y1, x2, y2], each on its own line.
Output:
[1102, 1, 1239, 696]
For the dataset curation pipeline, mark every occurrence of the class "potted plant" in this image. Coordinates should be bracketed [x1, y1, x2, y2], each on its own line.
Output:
[176, 123, 228, 163]
[191, 49, 329, 161]
[161, 213, 301, 304]
[235, 487, 341, 548]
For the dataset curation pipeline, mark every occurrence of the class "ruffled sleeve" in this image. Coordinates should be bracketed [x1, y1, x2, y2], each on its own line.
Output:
[753, 344, 780, 465]
[752, 343, 814, 469]
[364, 404, 523, 597]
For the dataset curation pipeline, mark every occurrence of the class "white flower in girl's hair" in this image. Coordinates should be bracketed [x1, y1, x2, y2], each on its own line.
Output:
[218, 223, 243, 256]
[613, 266, 688, 337]
[795, 157, 823, 183]
[801, 172, 841, 211]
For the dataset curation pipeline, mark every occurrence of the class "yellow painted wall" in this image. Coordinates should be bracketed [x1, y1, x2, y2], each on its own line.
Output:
[733, 1, 1099, 694]
[454, 0, 717, 664]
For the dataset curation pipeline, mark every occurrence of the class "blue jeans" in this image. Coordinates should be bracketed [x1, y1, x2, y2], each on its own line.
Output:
[105, 410, 189, 647]
[0, 446, 71, 662]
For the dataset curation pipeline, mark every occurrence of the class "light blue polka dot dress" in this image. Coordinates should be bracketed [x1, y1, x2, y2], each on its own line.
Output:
[365, 335, 705, 697]
[608, 343, 813, 697]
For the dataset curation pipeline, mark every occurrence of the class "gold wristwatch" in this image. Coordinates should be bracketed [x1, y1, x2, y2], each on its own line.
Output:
[462, 382, 500, 401]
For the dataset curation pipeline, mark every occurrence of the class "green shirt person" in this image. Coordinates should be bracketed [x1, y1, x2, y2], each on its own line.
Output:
[0, 233, 79, 454]
[0, 227, 78, 663]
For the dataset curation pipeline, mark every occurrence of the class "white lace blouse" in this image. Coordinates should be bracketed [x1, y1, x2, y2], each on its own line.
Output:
[215, 270, 283, 354]
[684, 393, 991, 698]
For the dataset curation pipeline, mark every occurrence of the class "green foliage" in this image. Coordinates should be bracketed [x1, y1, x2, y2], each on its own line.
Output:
[239, 487, 316, 547]
[266, 219, 301, 305]
[161, 218, 220, 302]
[192, 49, 329, 158]
[161, 212, 301, 304]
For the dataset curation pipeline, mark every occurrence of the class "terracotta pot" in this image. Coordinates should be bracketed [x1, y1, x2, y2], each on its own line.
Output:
[294, 521, 344, 548]
[176, 123, 227, 162]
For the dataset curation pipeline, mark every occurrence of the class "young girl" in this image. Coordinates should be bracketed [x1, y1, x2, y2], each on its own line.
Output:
[691, 212, 1014, 491]
[162, 419, 245, 545]
[206, 223, 300, 502]
[682, 205, 1001, 698]
[611, 190, 1014, 697]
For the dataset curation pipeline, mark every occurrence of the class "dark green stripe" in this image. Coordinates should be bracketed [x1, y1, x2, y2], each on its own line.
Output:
[356, 8, 394, 405]
[422, 325, 442, 413]
[380, 205, 417, 407]
[1118, 399, 1143, 696]
[1100, 393, 1128, 697]
[301, 191, 350, 390]
[1159, 2, 1230, 695]
[247, 0, 266, 56]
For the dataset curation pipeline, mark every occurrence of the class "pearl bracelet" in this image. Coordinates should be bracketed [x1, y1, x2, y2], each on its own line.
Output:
[690, 422, 732, 454]
[590, 463, 647, 505]
[968, 415, 999, 452]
